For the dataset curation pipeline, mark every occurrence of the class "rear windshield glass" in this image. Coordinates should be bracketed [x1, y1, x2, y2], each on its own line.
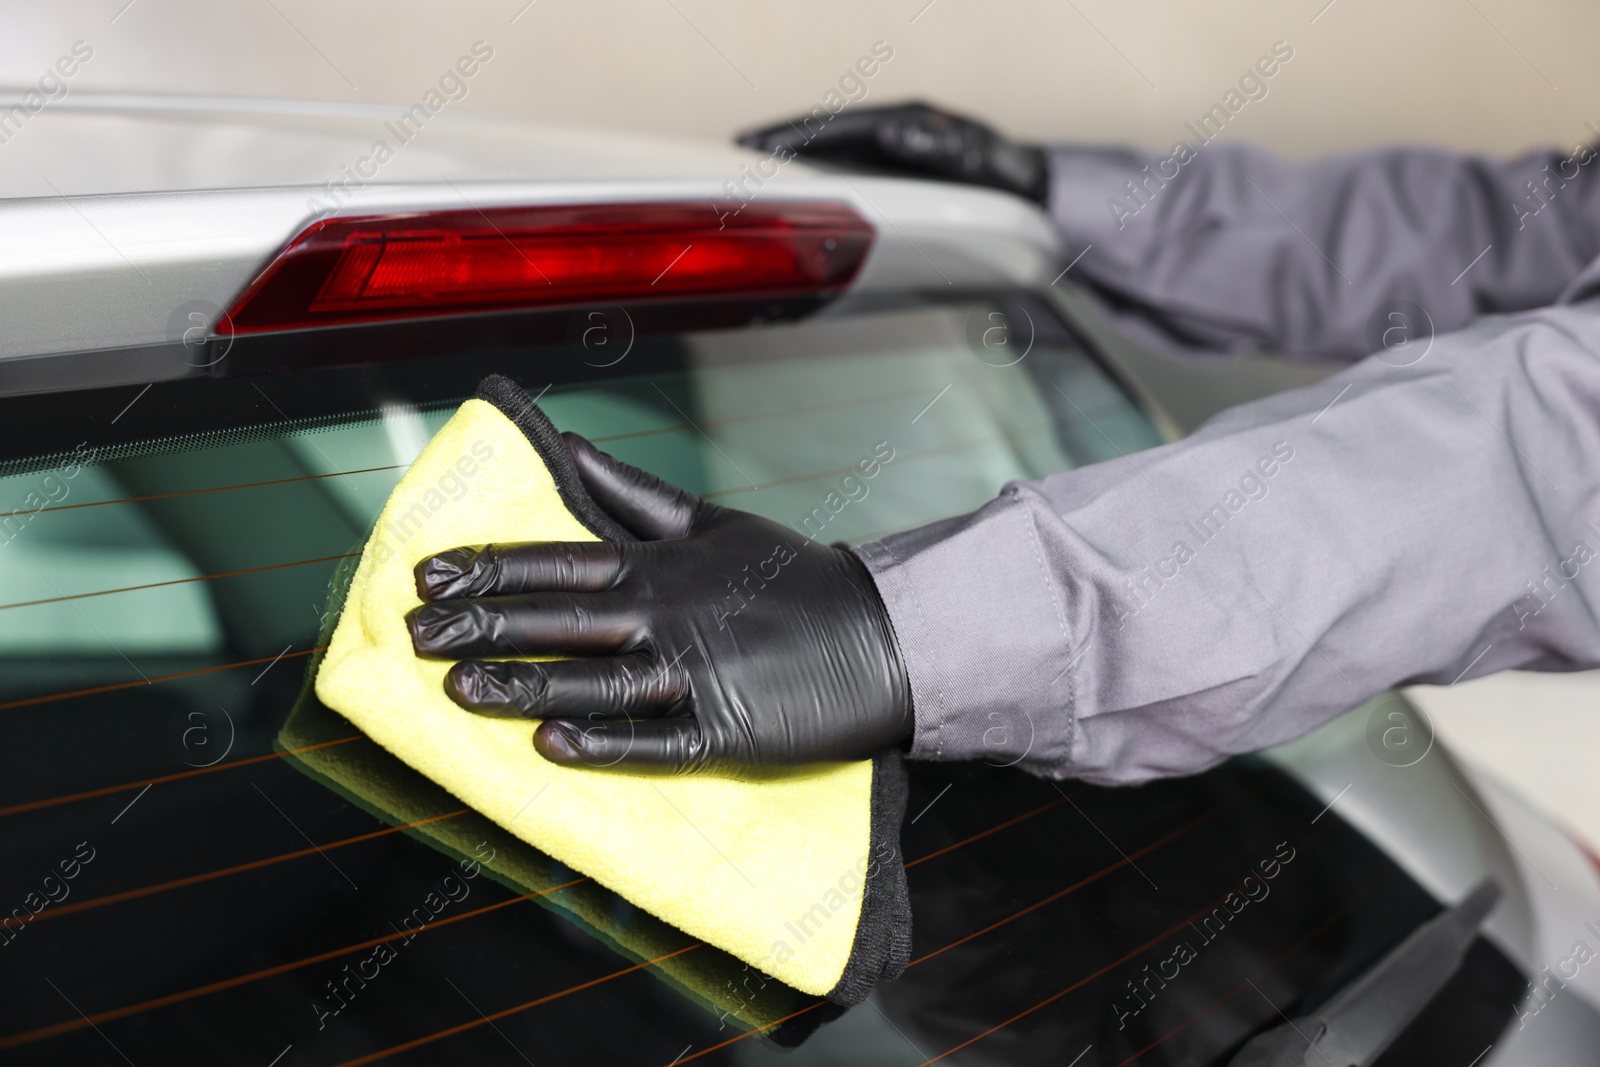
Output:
[0, 297, 1499, 1066]
[0, 299, 1159, 674]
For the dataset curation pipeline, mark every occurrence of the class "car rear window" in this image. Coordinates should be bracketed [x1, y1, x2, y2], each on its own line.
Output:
[0, 295, 1510, 1065]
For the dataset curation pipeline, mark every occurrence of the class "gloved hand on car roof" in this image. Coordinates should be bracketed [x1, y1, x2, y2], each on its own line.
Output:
[407, 433, 913, 776]
[737, 101, 1050, 205]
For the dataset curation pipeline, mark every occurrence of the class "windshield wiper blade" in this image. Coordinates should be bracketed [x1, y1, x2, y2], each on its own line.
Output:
[1228, 879, 1501, 1067]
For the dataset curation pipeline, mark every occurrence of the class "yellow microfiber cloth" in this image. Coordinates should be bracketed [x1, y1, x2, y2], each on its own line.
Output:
[313, 375, 910, 1002]
[277, 677, 836, 1043]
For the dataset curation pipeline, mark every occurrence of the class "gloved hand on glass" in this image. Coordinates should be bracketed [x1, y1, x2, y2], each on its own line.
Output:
[407, 433, 913, 775]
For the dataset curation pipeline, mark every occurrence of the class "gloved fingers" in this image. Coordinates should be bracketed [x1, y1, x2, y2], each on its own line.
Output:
[563, 432, 700, 540]
[445, 653, 690, 720]
[735, 107, 895, 158]
[407, 592, 637, 659]
[534, 716, 705, 772]
[877, 110, 974, 162]
[415, 541, 627, 600]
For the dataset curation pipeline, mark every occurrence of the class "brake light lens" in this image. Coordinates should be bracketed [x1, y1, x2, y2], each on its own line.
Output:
[226, 200, 874, 333]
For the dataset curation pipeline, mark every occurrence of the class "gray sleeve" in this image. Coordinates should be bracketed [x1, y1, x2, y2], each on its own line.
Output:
[854, 293, 1600, 785]
[1044, 141, 1600, 363]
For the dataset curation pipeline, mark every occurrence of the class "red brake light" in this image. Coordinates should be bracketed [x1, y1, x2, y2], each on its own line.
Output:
[226, 200, 874, 333]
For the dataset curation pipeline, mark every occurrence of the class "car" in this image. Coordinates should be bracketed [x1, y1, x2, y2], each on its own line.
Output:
[1, 89, 1598, 1066]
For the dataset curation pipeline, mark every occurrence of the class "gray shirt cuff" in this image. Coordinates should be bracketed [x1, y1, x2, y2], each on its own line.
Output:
[853, 492, 1079, 777]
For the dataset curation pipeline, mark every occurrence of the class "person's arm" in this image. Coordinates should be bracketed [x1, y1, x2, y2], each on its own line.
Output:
[1048, 141, 1600, 362]
[855, 294, 1600, 784]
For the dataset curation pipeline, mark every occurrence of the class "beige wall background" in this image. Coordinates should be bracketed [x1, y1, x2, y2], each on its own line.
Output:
[1, 0, 1595, 159]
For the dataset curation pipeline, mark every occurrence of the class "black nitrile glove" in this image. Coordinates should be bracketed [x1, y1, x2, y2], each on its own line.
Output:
[407, 433, 913, 776]
[737, 101, 1049, 205]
